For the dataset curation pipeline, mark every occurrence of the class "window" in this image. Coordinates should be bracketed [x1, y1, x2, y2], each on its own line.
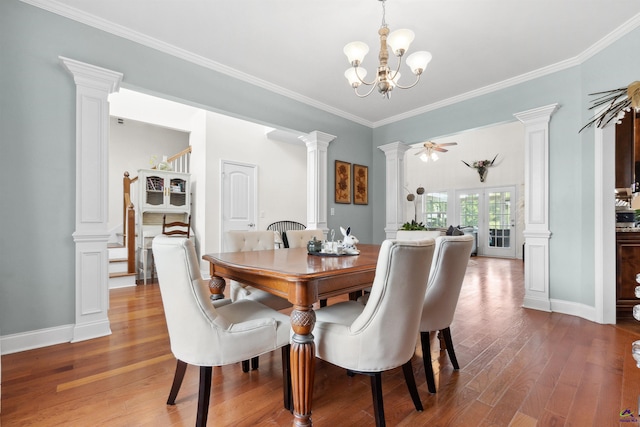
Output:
[458, 193, 479, 227]
[423, 192, 448, 228]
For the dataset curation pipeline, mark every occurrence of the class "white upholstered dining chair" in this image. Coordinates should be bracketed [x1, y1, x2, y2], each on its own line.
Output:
[152, 235, 292, 426]
[224, 231, 292, 310]
[283, 229, 325, 249]
[419, 234, 474, 393]
[224, 230, 292, 371]
[313, 238, 436, 427]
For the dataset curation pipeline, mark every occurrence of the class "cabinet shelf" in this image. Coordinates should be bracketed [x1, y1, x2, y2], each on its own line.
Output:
[138, 169, 191, 213]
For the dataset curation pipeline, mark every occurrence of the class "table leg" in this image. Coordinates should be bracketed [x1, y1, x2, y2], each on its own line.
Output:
[208, 275, 226, 301]
[290, 305, 316, 427]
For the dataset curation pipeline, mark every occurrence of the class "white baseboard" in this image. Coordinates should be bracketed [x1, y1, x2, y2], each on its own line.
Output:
[1, 324, 74, 355]
[550, 298, 597, 323]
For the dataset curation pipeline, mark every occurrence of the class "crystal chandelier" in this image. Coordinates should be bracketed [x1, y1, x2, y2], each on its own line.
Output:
[343, 0, 432, 99]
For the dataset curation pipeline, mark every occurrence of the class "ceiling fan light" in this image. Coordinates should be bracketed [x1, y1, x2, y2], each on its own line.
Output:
[344, 41, 369, 66]
[344, 67, 367, 87]
[430, 151, 439, 161]
[387, 29, 415, 56]
[406, 51, 432, 75]
[420, 153, 429, 162]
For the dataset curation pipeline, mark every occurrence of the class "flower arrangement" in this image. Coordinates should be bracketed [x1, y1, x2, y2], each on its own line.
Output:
[462, 154, 498, 182]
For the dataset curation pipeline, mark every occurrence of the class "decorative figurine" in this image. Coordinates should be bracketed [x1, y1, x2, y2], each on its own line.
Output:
[340, 226, 360, 254]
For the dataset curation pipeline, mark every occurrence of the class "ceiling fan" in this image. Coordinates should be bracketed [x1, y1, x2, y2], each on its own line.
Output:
[415, 141, 458, 162]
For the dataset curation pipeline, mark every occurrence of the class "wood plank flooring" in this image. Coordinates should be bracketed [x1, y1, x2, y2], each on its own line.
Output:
[3, 257, 640, 426]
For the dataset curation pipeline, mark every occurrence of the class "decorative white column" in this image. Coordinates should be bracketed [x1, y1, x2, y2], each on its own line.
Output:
[60, 57, 123, 342]
[514, 103, 558, 312]
[301, 131, 336, 235]
[379, 141, 412, 239]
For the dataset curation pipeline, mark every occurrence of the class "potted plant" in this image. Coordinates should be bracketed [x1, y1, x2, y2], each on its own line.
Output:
[398, 220, 441, 240]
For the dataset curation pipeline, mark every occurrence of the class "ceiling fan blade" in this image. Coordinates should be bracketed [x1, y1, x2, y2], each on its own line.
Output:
[438, 142, 458, 147]
[434, 147, 448, 152]
[415, 148, 427, 156]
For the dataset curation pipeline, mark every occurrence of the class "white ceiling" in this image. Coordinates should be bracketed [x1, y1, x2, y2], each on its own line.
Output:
[28, 0, 640, 127]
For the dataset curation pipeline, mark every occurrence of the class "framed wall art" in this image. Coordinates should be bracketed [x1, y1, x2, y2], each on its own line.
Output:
[353, 164, 368, 205]
[335, 160, 351, 204]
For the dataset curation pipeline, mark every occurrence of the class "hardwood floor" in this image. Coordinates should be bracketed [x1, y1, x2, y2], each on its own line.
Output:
[3, 257, 640, 426]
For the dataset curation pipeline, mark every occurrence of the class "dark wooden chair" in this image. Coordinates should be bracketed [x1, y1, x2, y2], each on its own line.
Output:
[162, 214, 191, 238]
[266, 220, 306, 248]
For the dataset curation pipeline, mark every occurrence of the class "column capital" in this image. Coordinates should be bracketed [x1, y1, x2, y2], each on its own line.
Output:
[378, 141, 411, 156]
[514, 103, 559, 125]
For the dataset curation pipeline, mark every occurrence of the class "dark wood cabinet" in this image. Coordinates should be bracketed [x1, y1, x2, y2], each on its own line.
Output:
[615, 111, 635, 189]
[616, 232, 640, 318]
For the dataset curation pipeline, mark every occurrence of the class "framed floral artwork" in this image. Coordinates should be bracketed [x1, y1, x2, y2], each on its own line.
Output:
[335, 160, 351, 204]
[353, 164, 368, 205]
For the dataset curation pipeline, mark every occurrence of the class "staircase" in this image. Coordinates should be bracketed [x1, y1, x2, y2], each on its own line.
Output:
[108, 242, 137, 288]
[110, 146, 192, 289]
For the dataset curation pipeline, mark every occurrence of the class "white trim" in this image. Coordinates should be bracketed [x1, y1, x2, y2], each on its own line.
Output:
[1, 324, 74, 355]
[550, 299, 597, 323]
[301, 131, 336, 234]
[60, 57, 122, 343]
[594, 122, 618, 324]
[379, 142, 412, 237]
[514, 104, 558, 312]
[22, 0, 640, 129]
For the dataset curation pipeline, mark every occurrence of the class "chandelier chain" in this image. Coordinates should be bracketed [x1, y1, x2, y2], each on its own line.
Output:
[381, 0, 387, 28]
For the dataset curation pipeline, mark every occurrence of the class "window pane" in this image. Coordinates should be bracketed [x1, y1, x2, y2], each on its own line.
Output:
[488, 191, 511, 248]
[423, 192, 448, 228]
[459, 193, 479, 227]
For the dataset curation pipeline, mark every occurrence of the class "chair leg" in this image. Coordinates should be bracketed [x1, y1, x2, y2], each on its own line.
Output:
[441, 327, 460, 370]
[420, 331, 437, 393]
[319, 299, 327, 307]
[369, 372, 386, 427]
[196, 366, 212, 427]
[401, 361, 423, 411]
[167, 359, 188, 405]
[281, 345, 292, 411]
[241, 360, 250, 372]
[251, 356, 259, 370]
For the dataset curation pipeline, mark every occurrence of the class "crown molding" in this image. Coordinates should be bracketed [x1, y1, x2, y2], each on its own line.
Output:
[21, 0, 372, 127]
[21, 0, 640, 129]
[373, 12, 640, 128]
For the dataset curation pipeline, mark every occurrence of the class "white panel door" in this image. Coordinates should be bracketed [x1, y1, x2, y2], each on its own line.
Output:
[221, 161, 257, 251]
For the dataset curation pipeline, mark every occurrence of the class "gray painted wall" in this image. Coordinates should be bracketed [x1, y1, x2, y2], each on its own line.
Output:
[1, 0, 638, 340]
[372, 26, 640, 308]
[0, 0, 372, 336]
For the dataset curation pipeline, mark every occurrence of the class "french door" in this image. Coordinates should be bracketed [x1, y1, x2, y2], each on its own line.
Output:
[456, 186, 516, 258]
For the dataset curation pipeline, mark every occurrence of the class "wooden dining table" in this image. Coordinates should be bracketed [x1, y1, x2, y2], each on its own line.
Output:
[203, 244, 381, 427]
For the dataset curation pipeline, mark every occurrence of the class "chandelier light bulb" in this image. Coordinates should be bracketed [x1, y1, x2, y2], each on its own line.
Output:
[344, 67, 367, 88]
[387, 29, 415, 56]
[344, 41, 369, 66]
[406, 51, 433, 75]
